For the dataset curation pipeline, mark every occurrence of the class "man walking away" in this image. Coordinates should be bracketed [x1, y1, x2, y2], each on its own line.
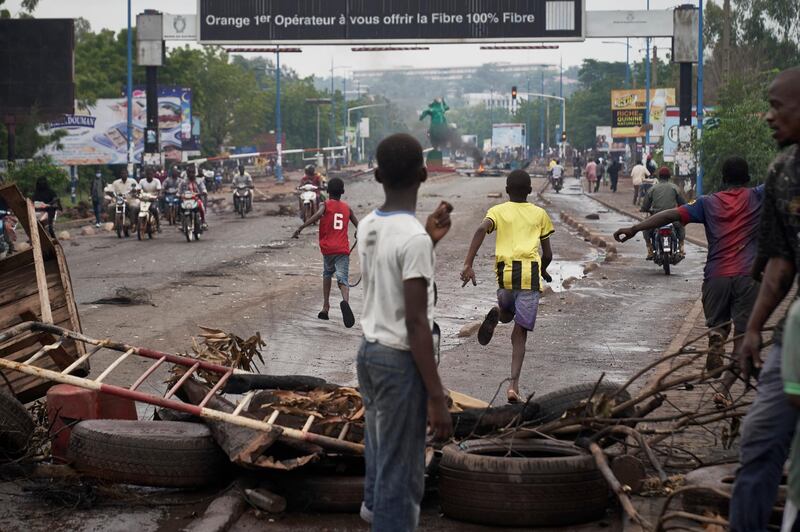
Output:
[585, 159, 597, 194]
[640, 167, 686, 259]
[357, 133, 453, 531]
[729, 67, 800, 532]
[595, 158, 605, 193]
[630, 159, 651, 205]
[614, 157, 764, 396]
[90, 169, 104, 228]
[461, 170, 554, 403]
[608, 157, 621, 193]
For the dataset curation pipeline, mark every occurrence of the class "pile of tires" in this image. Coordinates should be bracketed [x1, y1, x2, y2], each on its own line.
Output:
[439, 439, 609, 527]
[68, 420, 227, 488]
[0, 389, 35, 458]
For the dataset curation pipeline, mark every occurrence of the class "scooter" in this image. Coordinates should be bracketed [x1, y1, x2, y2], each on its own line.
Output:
[233, 185, 253, 219]
[650, 223, 683, 275]
[137, 192, 158, 240]
[181, 191, 202, 243]
[164, 187, 180, 225]
[0, 208, 17, 259]
[298, 184, 319, 223]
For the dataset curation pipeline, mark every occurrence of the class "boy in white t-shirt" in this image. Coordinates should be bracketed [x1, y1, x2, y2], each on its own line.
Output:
[356, 133, 453, 531]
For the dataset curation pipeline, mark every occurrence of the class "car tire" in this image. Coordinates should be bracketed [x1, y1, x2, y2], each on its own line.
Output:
[68, 420, 226, 488]
[439, 439, 609, 527]
[0, 389, 35, 458]
[528, 382, 632, 426]
[283, 473, 364, 513]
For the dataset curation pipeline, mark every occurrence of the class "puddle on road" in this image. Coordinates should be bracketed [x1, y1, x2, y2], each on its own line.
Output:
[546, 261, 586, 292]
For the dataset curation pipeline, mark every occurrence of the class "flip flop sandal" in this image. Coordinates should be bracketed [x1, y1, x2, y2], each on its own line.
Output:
[477, 307, 500, 346]
[317, 311, 329, 321]
[341, 301, 355, 328]
[507, 390, 523, 404]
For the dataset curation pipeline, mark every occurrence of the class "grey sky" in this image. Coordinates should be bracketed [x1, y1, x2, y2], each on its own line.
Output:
[8, 0, 688, 77]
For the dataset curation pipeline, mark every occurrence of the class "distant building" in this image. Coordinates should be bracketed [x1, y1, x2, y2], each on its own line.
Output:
[352, 62, 557, 86]
[463, 92, 537, 111]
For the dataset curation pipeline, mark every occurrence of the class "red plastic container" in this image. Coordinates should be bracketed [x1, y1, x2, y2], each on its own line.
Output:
[46, 384, 137, 462]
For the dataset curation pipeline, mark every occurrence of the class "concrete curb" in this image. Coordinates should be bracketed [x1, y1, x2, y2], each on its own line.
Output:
[588, 194, 708, 250]
[557, 210, 618, 264]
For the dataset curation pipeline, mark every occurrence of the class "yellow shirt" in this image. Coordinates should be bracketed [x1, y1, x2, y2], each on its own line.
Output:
[485, 202, 555, 291]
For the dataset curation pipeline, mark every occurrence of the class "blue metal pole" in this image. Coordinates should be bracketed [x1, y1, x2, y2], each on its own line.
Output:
[330, 59, 335, 151]
[126, 0, 133, 171]
[645, 0, 651, 153]
[526, 76, 531, 159]
[540, 70, 544, 158]
[275, 48, 284, 183]
[696, 0, 705, 196]
[625, 39, 631, 87]
[559, 56, 564, 158]
[342, 76, 347, 158]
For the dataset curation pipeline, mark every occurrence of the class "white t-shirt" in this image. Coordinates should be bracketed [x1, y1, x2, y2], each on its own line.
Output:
[357, 210, 435, 352]
[552, 165, 564, 179]
[631, 164, 651, 186]
[138, 178, 162, 194]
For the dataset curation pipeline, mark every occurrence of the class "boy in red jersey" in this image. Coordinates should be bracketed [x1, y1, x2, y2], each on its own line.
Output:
[293, 177, 359, 327]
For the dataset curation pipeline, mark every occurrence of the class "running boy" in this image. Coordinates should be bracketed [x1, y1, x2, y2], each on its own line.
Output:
[292, 177, 359, 328]
[461, 170, 554, 403]
[357, 133, 453, 530]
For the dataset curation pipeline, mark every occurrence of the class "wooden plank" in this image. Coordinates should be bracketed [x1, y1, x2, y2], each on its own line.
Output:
[0, 248, 35, 275]
[27, 199, 52, 324]
[53, 243, 85, 353]
[0, 273, 61, 308]
[0, 292, 68, 331]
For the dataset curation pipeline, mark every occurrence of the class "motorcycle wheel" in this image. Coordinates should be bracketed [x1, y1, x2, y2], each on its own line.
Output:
[663, 260, 671, 276]
[137, 219, 144, 241]
[183, 216, 191, 243]
[193, 212, 201, 241]
[240, 200, 246, 219]
[147, 221, 154, 239]
[123, 223, 129, 238]
[115, 214, 122, 239]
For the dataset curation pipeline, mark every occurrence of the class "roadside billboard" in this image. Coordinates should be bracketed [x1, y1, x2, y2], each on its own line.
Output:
[198, 0, 585, 44]
[492, 123, 526, 148]
[41, 87, 193, 166]
[595, 126, 611, 152]
[663, 106, 712, 162]
[611, 88, 675, 139]
[585, 10, 673, 38]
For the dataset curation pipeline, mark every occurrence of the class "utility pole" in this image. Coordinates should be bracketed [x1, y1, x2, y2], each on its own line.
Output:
[330, 59, 335, 151]
[697, 0, 705, 196]
[275, 47, 283, 183]
[126, 0, 133, 172]
[652, 45, 658, 87]
[539, 70, 544, 158]
[645, 0, 651, 154]
[722, 0, 731, 84]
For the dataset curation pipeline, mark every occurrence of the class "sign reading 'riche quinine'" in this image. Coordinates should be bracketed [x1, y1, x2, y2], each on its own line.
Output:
[198, 0, 585, 44]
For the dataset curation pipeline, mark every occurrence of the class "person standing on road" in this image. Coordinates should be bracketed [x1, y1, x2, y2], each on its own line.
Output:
[461, 170, 554, 404]
[292, 177, 359, 328]
[613, 157, 764, 395]
[728, 67, 800, 532]
[585, 159, 597, 194]
[356, 133, 453, 531]
[90, 169, 105, 228]
[630, 159, 651, 206]
[608, 157, 622, 193]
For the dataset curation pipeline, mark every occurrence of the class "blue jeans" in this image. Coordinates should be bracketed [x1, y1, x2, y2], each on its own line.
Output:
[92, 199, 102, 225]
[357, 339, 427, 532]
[730, 343, 796, 531]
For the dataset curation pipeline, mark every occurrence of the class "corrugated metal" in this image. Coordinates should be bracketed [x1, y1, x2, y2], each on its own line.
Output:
[546, 1, 575, 31]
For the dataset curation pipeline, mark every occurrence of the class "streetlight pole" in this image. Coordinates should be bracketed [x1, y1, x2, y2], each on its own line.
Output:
[540, 70, 545, 158]
[645, 0, 651, 155]
[696, 0, 705, 196]
[346, 103, 387, 164]
[526, 76, 531, 158]
[126, 0, 133, 172]
[275, 47, 283, 183]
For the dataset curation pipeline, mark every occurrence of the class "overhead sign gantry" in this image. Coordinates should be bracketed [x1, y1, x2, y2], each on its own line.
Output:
[198, 0, 585, 45]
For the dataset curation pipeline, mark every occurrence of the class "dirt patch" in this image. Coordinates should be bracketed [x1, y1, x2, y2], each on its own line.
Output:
[92, 287, 154, 306]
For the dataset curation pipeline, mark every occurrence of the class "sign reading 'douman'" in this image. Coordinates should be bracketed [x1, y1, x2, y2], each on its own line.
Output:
[198, 0, 585, 44]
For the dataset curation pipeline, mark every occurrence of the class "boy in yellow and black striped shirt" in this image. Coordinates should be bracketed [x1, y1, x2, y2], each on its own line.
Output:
[461, 170, 554, 403]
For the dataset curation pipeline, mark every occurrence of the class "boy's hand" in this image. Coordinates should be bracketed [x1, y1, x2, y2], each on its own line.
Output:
[614, 227, 637, 243]
[738, 330, 763, 382]
[427, 396, 453, 442]
[461, 265, 477, 287]
[291, 230, 300, 239]
[541, 269, 552, 283]
[426, 201, 453, 244]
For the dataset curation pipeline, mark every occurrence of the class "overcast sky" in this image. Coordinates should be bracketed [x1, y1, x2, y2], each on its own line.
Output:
[8, 0, 687, 77]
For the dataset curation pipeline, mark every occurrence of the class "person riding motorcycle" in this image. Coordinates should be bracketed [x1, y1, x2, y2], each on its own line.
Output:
[138, 166, 162, 233]
[641, 166, 687, 259]
[231, 165, 254, 213]
[106, 166, 141, 230]
[32, 176, 62, 238]
[179, 165, 208, 229]
[298, 164, 324, 213]
[161, 166, 182, 210]
[550, 159, 564, 186]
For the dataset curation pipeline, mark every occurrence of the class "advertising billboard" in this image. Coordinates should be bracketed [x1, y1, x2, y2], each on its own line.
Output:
[41, 87, 193, 166]
[199, 0, 585, 44]
[492, 123, 526, 148]
[595, 126, 612, 152]
[611, 88, 676, 139]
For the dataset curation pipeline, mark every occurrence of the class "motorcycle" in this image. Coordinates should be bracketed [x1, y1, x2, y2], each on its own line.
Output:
[164, 187, 180, 226]
[181, 191, 203, 243]
[233, 185, 252, 219]
[110, 193, 130, 238]
[298, 184, 319, 223]
[0, 208, 18, 259]
[550, 174, 564, 193]
[137, 192, 158, 240]
[203, 170, 216, 193]
[650, 223, 682, 275]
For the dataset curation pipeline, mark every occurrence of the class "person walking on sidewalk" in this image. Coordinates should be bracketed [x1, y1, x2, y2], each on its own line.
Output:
[630, 159, 651, 206]
[461, 170, 554, 404]
[727, 67, 800, 532]
[585, 159, 597, 194]
[356, 133, 453, 531]
[90, 169, 105, 228]
[608, 157, 621, 193]
[613, 156, 764, 396]
[293, 177, 359, 328]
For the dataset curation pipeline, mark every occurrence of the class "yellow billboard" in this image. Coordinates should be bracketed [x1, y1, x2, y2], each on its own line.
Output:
[611, 88, 676, 139]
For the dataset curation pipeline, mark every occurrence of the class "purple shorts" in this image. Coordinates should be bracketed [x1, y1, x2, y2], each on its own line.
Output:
[497, 289, 540, 331]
